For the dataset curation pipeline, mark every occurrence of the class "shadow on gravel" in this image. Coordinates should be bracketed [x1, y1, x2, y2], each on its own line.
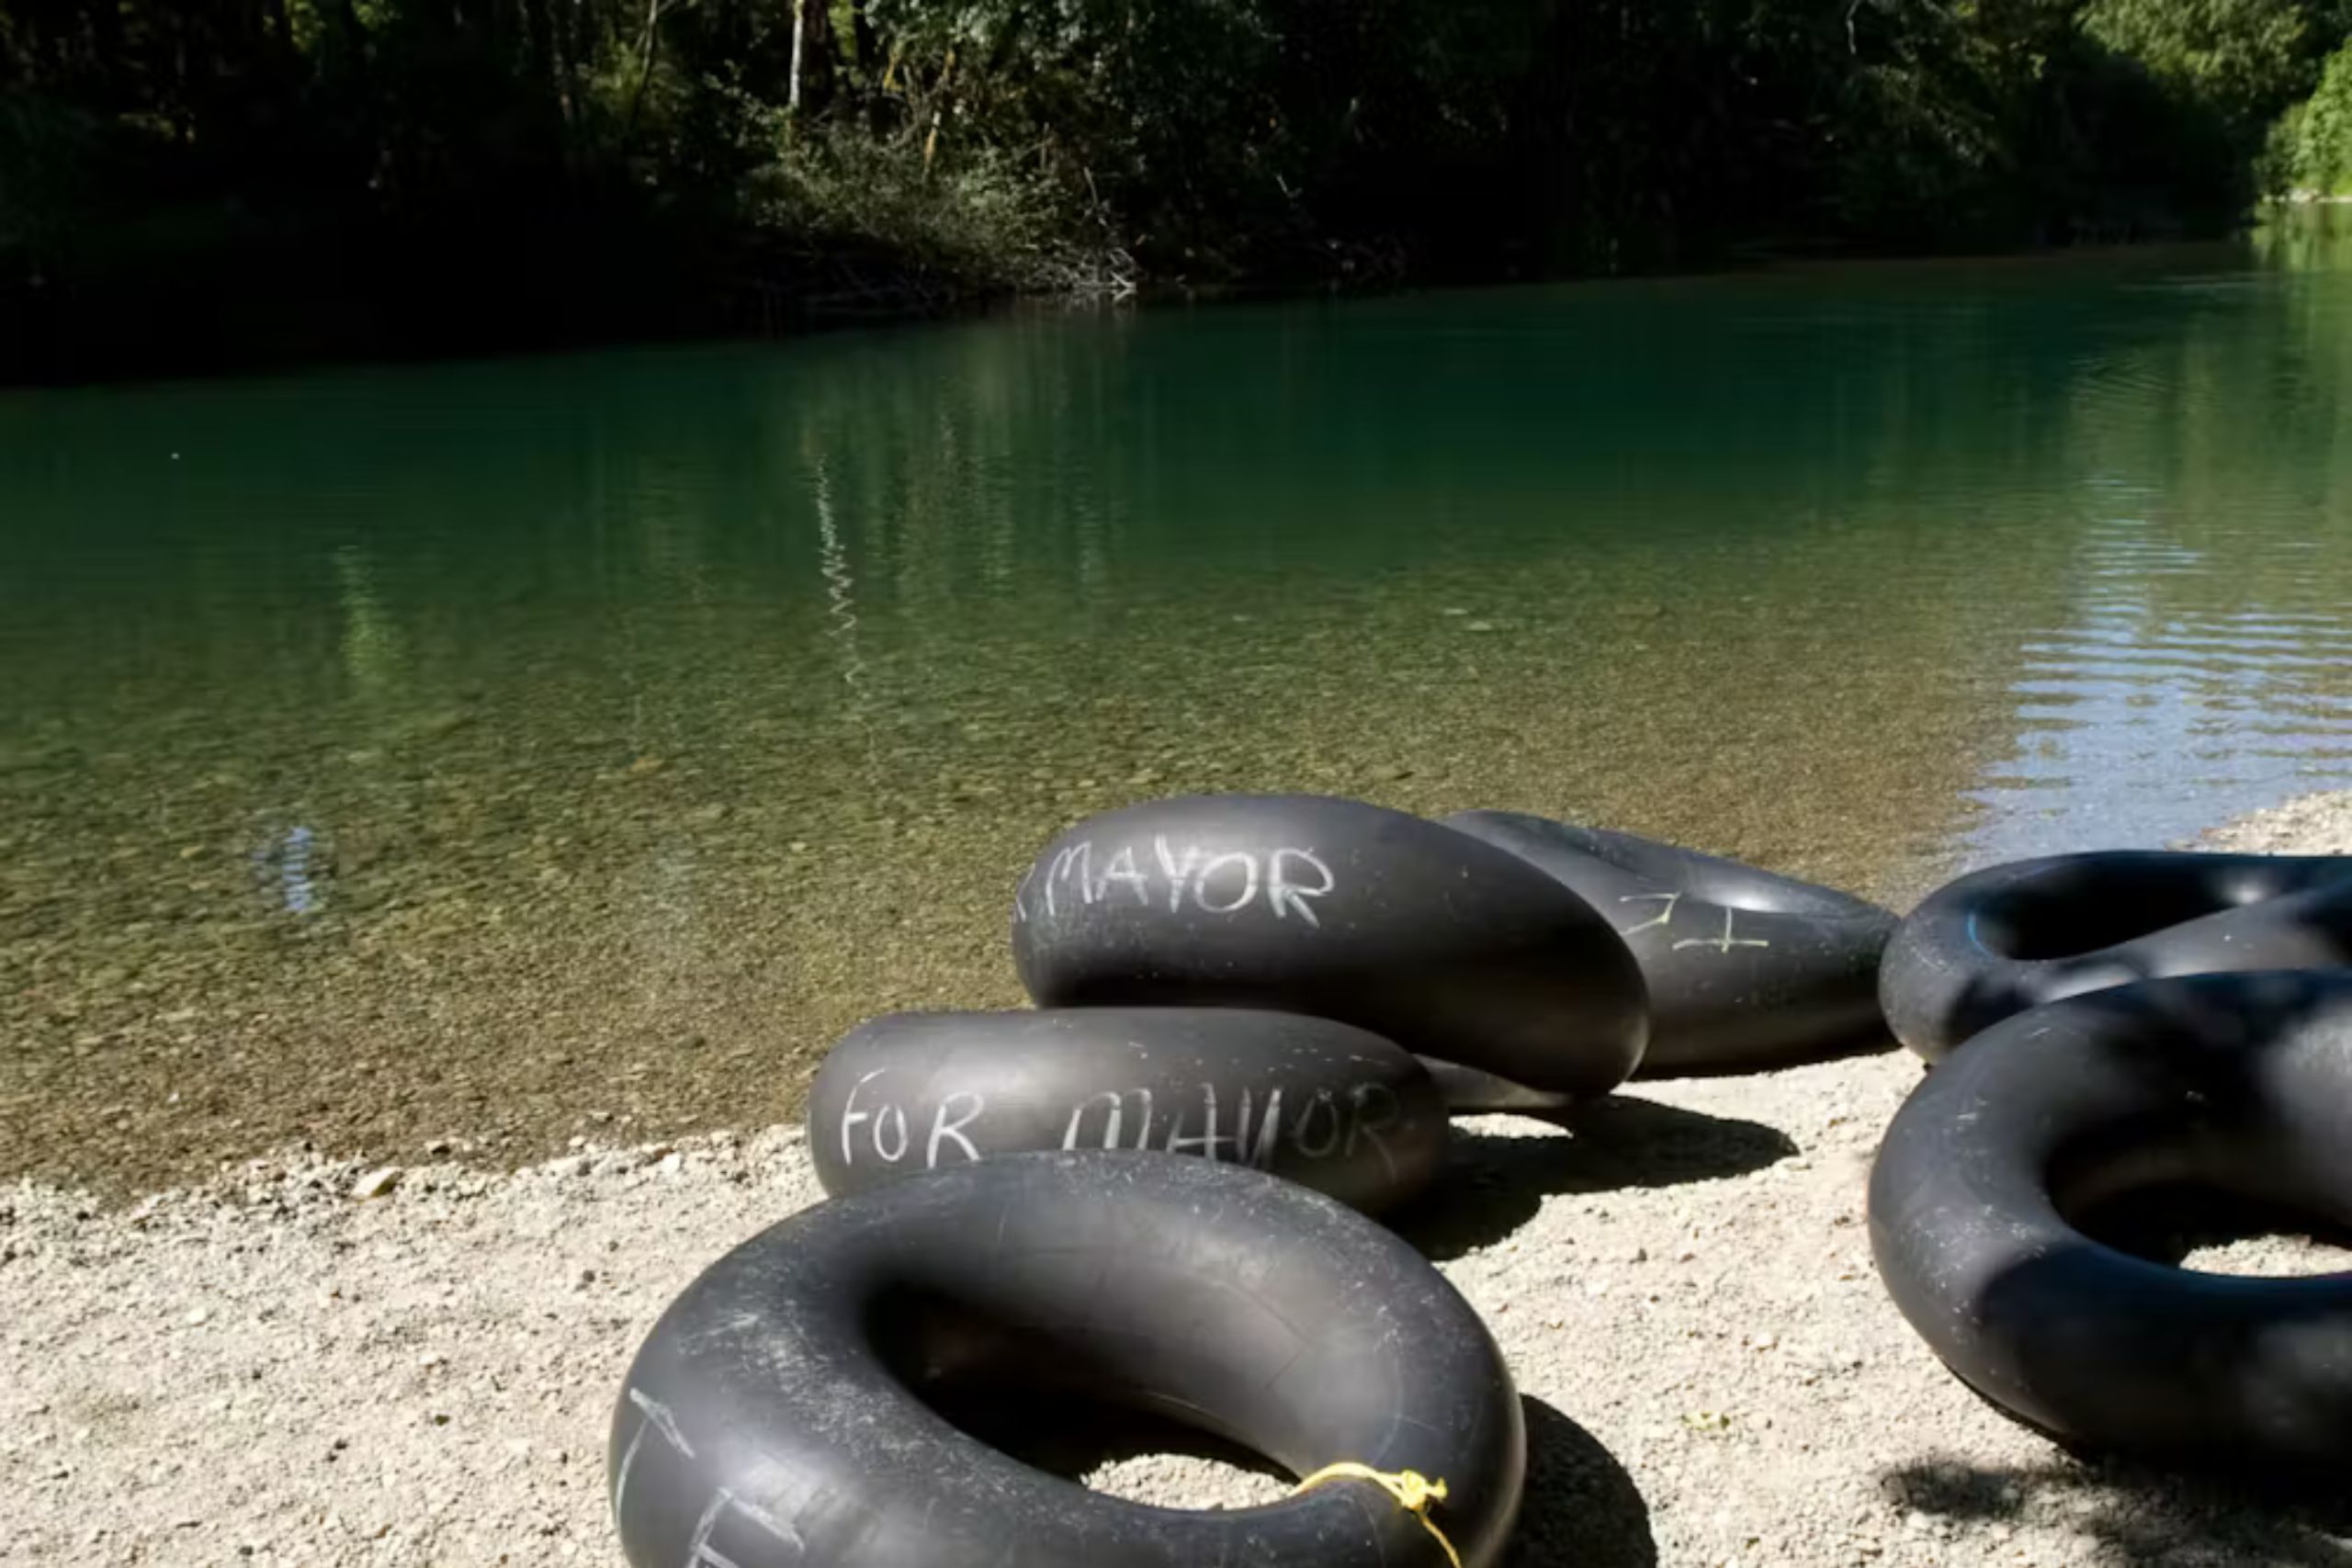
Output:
[1635, 1030, 1899, 1082]
[1394, 1096, 1799, 1260]
[1507, 1395, 1656, 1568]
[1883, 1455, 2352, 1567]
[941, 1389, 1655, 1567]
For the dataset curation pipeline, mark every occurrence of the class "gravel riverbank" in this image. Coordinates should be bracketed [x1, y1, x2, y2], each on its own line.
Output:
[8, 791, 2352, 1567]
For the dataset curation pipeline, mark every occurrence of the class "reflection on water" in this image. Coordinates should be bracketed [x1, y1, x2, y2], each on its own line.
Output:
[1963, 229, 2352, 860]
[2, 216, 2350, 1186]
[1975, 520, 2352, 860]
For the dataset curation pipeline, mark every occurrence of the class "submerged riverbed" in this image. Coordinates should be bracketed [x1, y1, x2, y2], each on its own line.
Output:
[6, 217, 2352, 1188]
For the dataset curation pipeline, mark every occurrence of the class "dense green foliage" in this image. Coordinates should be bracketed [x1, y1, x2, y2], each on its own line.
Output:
[2, 0, 2346, 378]
[2271, 34, 2352, 190]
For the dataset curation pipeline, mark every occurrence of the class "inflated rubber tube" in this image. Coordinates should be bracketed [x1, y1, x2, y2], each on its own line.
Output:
[1011, 794, 1648, 1098]
[1879, 849, 2352, 1061]
[807, 1008, 1445, 1213]
[1870, 971, 2352, 1469]
[1443, 810, 1896, 1076]
[608, 1151, 1527, 1567]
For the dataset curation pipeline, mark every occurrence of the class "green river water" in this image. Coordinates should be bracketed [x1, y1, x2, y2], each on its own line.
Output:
[6, 215, 2352, 1188]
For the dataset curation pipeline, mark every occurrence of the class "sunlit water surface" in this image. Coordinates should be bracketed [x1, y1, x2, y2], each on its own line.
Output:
[6, 213, 2350, 1185]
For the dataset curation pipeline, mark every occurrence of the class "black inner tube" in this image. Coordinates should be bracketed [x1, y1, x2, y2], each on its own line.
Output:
[609, 1152, 1526, 1568]
[1960, 856, 2332, 961]
[807, 1008, 1446, 1213]
[1509, 823, 1870, 919]
[1012, 794, 1649, 1098]
[1442, 810, 1894, 1077]
[1879, 850, 2352, 1060]
[1870, 970, 2352, 1471]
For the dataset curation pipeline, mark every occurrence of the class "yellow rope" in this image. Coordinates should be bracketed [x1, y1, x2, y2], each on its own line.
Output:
[1292, 1461, 1463, 1568]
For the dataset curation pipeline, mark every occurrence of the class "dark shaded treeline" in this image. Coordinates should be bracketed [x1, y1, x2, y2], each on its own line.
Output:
[3, 0, 2348, 383]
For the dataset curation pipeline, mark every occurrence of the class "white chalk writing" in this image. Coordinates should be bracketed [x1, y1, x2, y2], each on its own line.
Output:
[1043, 841, 1091, 919]
[1063, 1088, 1157, 1152]
[872, 1102, 909, 1162]
[925, 1092, 985, 1166]
[841, 1073, 992, 1169]
[839, 1070, 888, 1167]
[1239, 1086, 1283, 1167]
[1096, 844, 1149, 905]
[1153, 836, 1204, 912]
[1164, 1083, 1232, 1157]
[836, 1076, 1399, 1172]
[1672, 908, 1770, 953]
[611, 1387, 694, 1520]
[1268, 847, 1335, 926]
[1344, 1082, 1403, 1179]
[1193, 852, 1260, 915]
[1292, 1089, 1342, 1158]
[612, 1396, 806, 1562]
[1016, 837, 1338, 926]
[1616, 891, 1682, 936]
[687, 1485, 804, 1566]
